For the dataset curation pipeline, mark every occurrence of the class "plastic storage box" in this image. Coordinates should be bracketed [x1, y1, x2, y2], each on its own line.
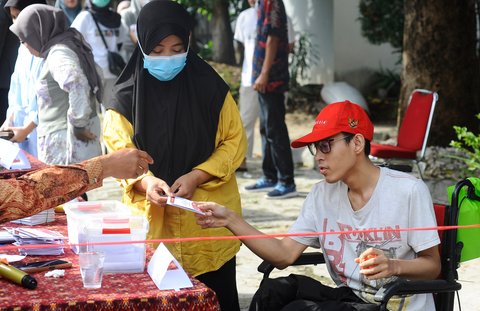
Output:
[63, 200, 149, 273]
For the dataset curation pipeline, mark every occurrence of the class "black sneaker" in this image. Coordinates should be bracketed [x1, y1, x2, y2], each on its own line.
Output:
[244, 178, 276, 192]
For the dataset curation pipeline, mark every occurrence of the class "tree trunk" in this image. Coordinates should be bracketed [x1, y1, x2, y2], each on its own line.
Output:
[211, 0, 236, 65]
[400, 0, 480, 146]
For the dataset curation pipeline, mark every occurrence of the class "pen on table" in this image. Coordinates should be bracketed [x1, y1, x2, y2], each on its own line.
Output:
[0, 258, 37, 289]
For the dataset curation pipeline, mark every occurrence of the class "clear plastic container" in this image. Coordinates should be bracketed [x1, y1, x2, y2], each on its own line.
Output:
[63, 201, 148, 273]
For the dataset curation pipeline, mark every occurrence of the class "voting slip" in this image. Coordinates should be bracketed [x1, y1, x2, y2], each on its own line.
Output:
[0, 230, 15, 244]
[5, 227, 66, 256]
[147, 243, 193, 291]
[0, 139, 31, 170]
[11, 209, 55, 226]
[167, 196, 205, 215]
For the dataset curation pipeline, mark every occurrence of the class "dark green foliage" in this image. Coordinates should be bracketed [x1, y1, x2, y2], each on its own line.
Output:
[450, 113, 480, 174]
[208, 61, 241, 102]
[198, 40, 213, 60]
[289, 34, 318, 88]
[176, 0, 246, 20]
[366, 67, 401, 122]
[358, 0, 404, 52]
[286, 33, 322, 113]
[176, 0, 213, 17]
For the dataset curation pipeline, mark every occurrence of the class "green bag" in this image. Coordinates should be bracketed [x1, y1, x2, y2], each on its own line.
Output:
[447, 177, 480, 262]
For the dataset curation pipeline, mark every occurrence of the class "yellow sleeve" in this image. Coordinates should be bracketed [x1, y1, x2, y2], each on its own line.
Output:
[102, 109, 136, 151]
[102, 109, 152, 199]
[194, 91, 247, 188]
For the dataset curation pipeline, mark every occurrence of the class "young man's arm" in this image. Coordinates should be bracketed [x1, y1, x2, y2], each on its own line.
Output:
[253, 35, 279, 93]
[195, 201, 307, 268]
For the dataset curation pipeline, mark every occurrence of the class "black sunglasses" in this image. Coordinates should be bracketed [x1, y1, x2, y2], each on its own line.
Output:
[307, 136, 350, 156]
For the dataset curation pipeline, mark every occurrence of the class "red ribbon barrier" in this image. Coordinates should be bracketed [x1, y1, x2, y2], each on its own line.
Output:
[1, 224, 479, 251]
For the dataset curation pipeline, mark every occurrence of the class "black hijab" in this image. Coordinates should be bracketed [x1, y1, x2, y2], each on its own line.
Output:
[88, 0, 121, 28]
[4, 0, 46, 17]
[105, 0, 229, 186]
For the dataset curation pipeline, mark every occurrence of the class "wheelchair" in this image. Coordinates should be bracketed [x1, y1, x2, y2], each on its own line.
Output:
[257, 178, 478, 311]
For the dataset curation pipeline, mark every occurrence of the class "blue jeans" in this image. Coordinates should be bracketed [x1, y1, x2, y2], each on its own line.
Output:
[258, 92, 294, 185]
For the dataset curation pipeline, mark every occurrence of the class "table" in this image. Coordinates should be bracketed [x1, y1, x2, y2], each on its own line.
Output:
[0, 215, 220, 310]
[0, 152, 46, 179]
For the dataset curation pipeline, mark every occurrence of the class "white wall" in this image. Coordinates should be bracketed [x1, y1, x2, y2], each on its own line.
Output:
[284, 0, 334, 85]
[333, 0, 399, 91]
[283, 0, 400, 93]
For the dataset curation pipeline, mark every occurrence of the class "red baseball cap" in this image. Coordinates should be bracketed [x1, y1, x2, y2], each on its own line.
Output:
[291, 100, 374, 148]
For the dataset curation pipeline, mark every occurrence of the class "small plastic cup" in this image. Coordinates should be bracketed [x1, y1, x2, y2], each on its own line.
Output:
[79, 251, 105, 289]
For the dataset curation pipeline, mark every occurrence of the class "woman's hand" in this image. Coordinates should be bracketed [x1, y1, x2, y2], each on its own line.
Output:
[171, 169, 212, 199]
[194, 202, 232, 229]
[355, 247, 397, 280]
[73, 127, 97, 142]
[143, 176, 174, 207]
[9, 126, 30, 142]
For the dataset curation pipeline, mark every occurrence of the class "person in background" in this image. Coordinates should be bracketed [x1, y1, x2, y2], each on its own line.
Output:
[55, 0, 83, 26]
[10, 4, 103, 166]
[115, 0, 129, 61]
[287, 16, 295, 53]
[71, 0, 128, 107]
[116, 0, 129, 13]
[244, 0, 296, 199]
[0, 0, 20, 124]
[0, 148, 153, 223]
[234, 0, 295, 172]
[119, 0, 143, 61]
[1, 0, 47, 157]
[102, 1, 246, 309]
[195, 100, 441, 311]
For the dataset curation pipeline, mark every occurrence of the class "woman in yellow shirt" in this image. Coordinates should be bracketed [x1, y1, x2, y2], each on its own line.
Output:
[102, 1, 246, 310]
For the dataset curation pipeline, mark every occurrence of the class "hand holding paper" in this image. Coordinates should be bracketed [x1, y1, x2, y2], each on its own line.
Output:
[167, 196, 205, 215]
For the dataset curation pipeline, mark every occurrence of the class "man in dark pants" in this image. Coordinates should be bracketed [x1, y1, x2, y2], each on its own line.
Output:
[0, 0, 20, 123]
[245, 0, 296, 199]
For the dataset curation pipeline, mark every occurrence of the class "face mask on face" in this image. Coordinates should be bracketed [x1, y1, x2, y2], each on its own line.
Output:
[139, 41, 189, 81]
[91, 0, 110, 8]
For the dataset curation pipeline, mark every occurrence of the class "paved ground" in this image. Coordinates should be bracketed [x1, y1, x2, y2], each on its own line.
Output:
[88, 112, 479, 310]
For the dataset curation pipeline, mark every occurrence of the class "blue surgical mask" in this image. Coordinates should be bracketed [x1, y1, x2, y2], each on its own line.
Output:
[91, 0, 110, 8]
[139, 41, 189, 81]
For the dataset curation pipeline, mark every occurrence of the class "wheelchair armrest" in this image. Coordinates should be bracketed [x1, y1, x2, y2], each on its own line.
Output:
[374, 278, 462, 304]
[257, 252, 325, 279]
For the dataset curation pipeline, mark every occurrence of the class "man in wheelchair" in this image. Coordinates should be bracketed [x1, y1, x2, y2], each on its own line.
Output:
[195, 100, 441, 311]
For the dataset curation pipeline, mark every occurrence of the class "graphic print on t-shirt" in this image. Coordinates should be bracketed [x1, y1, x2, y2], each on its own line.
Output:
[320, 217, 402, 287]
[95, 29, 120, 38]
[355, 240, 399, 289]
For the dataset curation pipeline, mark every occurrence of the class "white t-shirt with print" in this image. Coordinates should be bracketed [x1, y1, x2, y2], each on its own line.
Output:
[71, 11, 128, 79]
[234, 7, 257, 87]
[289, 167, 440, 311]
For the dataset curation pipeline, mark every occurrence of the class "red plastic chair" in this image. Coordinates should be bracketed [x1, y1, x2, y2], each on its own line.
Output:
[370, 89, 438, 179]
